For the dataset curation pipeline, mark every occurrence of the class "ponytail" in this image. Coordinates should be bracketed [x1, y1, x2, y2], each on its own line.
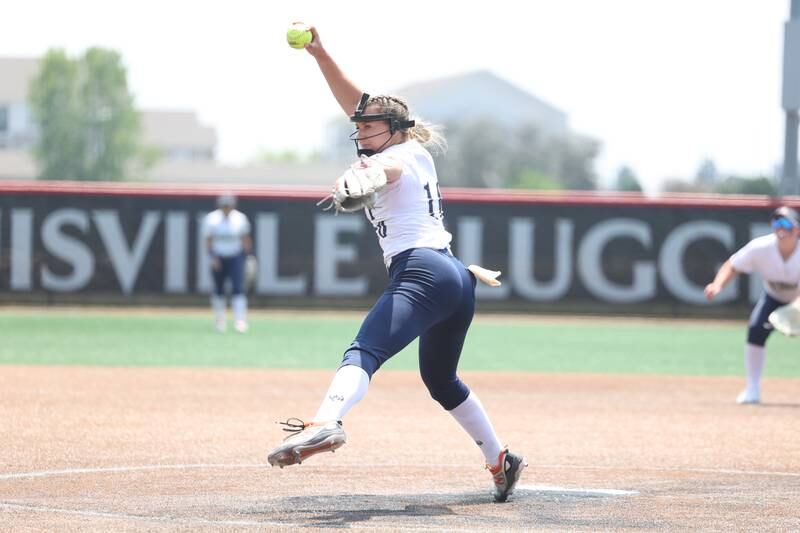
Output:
[409, 120, 447, 154]
[366, 94, 448, 154]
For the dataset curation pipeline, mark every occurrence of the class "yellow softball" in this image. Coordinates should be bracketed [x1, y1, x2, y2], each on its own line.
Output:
[286, 23, 313, 49]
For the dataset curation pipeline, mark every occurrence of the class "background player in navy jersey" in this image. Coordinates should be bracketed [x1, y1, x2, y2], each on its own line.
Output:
[267, 25, 525, 502]
[705, 206, 800, 404]
[201, 193, 252, 333]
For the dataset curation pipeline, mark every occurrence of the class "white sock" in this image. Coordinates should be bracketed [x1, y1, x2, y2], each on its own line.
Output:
[744, 343, 765, 392]
[210, 295, 226, 323]
[448, 392, 504, 465]
[313, 365, 370, 423]
[232, 294, 247, 323]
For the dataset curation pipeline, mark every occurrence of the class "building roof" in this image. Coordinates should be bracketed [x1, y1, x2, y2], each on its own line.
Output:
[0, 56, 217, 151]
[394, 70, 568, 134]
[324, 70, 571, 159]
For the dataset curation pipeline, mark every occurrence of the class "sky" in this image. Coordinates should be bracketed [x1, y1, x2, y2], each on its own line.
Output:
[1, 1, 793, 192]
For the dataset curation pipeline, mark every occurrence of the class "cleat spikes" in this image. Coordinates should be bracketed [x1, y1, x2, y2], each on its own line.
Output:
[267, 419, 347, 468]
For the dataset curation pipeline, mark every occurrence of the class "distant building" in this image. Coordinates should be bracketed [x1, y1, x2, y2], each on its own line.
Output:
[0, 57, 219, 180]
[0, 58, 40, 150]
[0, 58, 570, 185]
[325, 70, 569, 160]
[140, 110, 216, 161]
[398, 70, 568, 133]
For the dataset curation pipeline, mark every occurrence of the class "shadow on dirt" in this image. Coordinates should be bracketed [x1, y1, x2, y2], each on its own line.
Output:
[252, 489, 636, 529]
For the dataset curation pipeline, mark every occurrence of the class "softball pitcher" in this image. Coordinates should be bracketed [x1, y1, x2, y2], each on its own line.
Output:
[267, 25, 526, 502]
[705, 206, 800, 404]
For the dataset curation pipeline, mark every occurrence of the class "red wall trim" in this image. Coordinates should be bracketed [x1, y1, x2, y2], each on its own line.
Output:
[0, 180, 796, 209]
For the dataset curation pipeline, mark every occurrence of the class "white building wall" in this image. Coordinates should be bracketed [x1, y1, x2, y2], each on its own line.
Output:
[6, 103, 38, 148]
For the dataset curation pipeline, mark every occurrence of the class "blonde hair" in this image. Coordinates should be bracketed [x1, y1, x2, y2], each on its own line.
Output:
[366, 95, 447, 154]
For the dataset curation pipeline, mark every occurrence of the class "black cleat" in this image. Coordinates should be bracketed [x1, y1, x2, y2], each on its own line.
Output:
[487, 449, 527, 502]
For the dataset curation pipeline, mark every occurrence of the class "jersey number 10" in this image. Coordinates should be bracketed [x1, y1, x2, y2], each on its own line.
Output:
[424, 182, 444, 219]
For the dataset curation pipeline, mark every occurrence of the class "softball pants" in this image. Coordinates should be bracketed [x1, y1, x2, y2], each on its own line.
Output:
[747, 292, 787, 346]
[211, 253, 245, 296]
[340, 247, 476, 410]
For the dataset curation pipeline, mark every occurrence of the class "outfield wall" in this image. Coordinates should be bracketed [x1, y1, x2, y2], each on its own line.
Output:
[0, 181, 796, 317]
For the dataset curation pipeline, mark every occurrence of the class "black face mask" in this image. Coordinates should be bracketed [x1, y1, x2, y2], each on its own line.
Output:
[349, 127, 393, 157]
[348, 93, 415, 156]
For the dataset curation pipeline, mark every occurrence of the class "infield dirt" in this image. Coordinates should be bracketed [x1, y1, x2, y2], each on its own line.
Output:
[1, 366, 798, 531]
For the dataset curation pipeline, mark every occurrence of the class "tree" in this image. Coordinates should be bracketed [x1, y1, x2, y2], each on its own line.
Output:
[28, 50, 83, 180]
[662, 172, 778, 196]
[510, 169, 562, 190]
[434, 118, 509, 188]
[694, 158, 719, 189]
[714, 176, 777, 196]
[660, 177, 706, 193]
[552, 134, 599, 190]
[29, 48, 144, 181]
[434, 119, 599, 190]
[613, 165, 643, 192]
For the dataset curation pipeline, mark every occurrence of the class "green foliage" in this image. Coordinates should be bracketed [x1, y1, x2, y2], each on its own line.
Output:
[663, 157, 778, 196]
[509, 169, 561, 190]
[434, 119, 599, 190]
[613, 165, 643, 192]
[695, 157, 719, 188]
[663, 176, 779, 196]
[661, 177, 708, 194]
[434, 118, 506, 188]
[552, 133, 600, 190]
[28, 50, 84, 180]
[134, 143, 163, 177]
[714, 176, 777, 196]
[28, 47, 143, 181]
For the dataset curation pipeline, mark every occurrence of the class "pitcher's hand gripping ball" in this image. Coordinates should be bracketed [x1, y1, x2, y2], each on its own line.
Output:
[287, 23, 313, 49]
[316, 158, 388, 213]
[332, 159, 388, 212]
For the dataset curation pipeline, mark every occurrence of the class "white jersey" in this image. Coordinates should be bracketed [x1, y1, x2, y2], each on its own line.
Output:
[366, 140, 452, 264]
[730, 233, 800, 303]
[201, 209, 251, 257]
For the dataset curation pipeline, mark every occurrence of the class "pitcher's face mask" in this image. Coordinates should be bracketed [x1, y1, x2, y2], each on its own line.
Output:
[349, 93, 415, 157]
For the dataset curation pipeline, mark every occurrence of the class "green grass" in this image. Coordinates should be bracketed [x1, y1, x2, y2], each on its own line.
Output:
[0, 309, 798, 377]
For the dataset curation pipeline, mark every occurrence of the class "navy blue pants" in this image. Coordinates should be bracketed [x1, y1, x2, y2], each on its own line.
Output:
[747, 292, 787, 346]
[211, 253, 245, 296]
[341, 247, 476, 410]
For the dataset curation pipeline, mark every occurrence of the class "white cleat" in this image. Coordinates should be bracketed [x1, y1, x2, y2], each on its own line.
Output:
[215, 320, 226, 333]
[268, 419, 346, 468]
[234, 320, 249, 333]
[736, 388, 760, 405]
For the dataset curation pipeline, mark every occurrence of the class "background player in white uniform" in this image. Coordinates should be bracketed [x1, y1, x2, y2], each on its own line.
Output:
[267, 25, 526, 502]
[705, 206, 800, 404]
[201, 193, 252, 333]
